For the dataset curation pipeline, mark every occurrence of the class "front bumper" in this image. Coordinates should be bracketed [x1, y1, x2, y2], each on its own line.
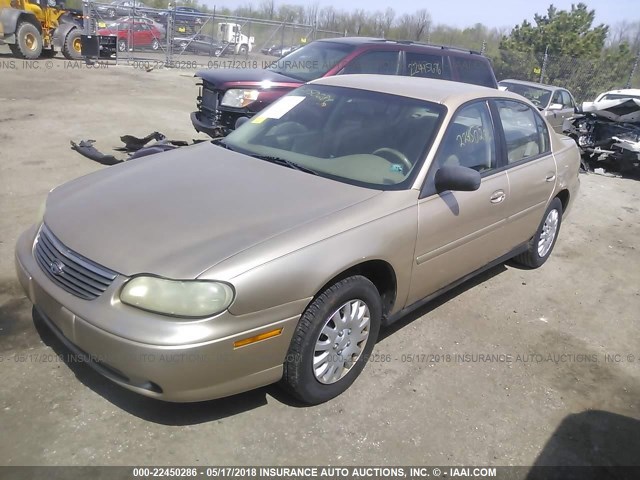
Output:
[190, 111, 222, 138]
[15, 225, 302, 402]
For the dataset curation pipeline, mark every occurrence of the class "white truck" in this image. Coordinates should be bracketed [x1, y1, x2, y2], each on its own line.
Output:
[217, 22, 254, 54]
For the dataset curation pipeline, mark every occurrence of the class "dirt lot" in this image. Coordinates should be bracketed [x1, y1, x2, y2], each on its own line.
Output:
[1, 50, 640, 469]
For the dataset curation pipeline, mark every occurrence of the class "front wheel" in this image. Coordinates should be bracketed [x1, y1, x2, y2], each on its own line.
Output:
[238, 44, 248, 54]
[281, 275, 382, 404]
[62, 28, 83, 60]
[151, 39, 160, 50]
[513, 197, 563, 268]
[117, 39, 127, 52]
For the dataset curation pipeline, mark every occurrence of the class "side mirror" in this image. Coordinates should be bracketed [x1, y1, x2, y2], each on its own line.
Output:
[548, 103, 563, 111]
[435, 166, 481, 193]
[235, 116, 250, 129]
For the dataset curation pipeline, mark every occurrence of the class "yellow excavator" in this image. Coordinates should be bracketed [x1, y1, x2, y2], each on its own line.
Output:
[0, 0, 84, 59]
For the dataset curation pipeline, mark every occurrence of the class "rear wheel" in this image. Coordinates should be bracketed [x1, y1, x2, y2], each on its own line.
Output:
[117, 39, 127, 52]
[13, 22, 43, 59]
[513, 197, 563, 268]
[151, 39, 160, 50]
[281, 275, 382, 404]
[62, 28, 83, 60]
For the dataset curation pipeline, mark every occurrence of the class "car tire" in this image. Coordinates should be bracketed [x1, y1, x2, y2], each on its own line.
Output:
[107, 8, 116, 18]
[513, 197, 563, 269]
[151, 39, 160, 50]
[13, 22, 43, 59]
[238, 44, 248, 54]
[117, 39, 127, 52]
[281, 275, 382, 405]
[62, 28, 83, 60]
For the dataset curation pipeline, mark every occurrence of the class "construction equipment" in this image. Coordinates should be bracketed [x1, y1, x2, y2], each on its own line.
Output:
[0, 0, 84, 59]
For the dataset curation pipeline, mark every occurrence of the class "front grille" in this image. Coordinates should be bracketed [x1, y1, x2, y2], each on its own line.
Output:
[200, 87, 218, 114]
[34, 225, 117, 300]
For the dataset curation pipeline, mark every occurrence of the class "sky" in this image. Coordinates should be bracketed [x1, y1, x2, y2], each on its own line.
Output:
[209, 0, 638, 30]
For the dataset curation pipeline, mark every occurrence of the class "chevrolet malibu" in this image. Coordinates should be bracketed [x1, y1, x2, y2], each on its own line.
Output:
[15, 75, 580, 405]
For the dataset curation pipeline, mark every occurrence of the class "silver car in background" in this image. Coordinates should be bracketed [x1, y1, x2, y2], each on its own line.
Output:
[499, 79, 577, 133]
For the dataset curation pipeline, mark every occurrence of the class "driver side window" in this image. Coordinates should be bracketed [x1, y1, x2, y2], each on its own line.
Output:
[433, 101, 496, 172]
[422, 101, 495, 196]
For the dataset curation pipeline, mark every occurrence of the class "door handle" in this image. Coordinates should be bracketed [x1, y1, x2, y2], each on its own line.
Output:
[490, 190, 506, 204]
[545, 174, 556, 182]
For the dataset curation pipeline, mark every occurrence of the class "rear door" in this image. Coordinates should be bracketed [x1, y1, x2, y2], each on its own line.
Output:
[545, 90, 571, 133]
[560, 90, 576, 127]
[402, 51, 451, 81]
[493, 99, 557, 246]
[338, 50, 401, 75]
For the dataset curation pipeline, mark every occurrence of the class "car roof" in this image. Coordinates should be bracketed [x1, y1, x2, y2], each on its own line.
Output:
[315, 37, 483, 55]
[311, 74, 526, 107]
[598, 88, 640, 97]
[499, 79, 562, 91]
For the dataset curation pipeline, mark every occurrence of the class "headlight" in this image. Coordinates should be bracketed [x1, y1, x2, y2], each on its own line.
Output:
[120, 276, 234, 318]
[220, 89, 259, 108]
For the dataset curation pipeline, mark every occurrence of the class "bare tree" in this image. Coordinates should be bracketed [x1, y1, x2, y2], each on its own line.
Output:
[259, 0, 276, 20]
[413, 8, 431, 41]
[305, 2, 319, 26]
[607, 20, 640, 51]
[350, 9, 367, 36]
[394, 9, 431, 41]
[382, 7, 395, 37]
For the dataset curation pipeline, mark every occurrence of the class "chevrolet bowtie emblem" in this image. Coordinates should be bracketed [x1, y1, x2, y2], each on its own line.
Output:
[49, 259, 65, 276]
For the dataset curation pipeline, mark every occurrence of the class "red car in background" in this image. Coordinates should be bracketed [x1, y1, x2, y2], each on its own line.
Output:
[98, 20, 163, 52]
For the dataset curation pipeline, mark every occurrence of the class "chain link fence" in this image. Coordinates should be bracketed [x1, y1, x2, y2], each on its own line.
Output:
[489, 48, 640, 103]
[77, 5, 640, 101]
[83, 1, 342, 66]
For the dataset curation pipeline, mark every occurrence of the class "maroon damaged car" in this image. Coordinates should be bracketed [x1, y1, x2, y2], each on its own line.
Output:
[191, 37, 498, 137]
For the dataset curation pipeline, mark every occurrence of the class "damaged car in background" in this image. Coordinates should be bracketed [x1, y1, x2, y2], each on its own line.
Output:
[564, 89, 640, 174]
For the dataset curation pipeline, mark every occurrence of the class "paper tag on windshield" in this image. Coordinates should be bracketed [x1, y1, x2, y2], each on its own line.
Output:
[259, 96, 306, 120]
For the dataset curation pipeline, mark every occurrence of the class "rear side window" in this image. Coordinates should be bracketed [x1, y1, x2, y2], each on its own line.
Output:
[340, 51, 400, 75]
[450, 57, 496, 87]
[496, 100, 550, 164]
[405, 53, 451, 80]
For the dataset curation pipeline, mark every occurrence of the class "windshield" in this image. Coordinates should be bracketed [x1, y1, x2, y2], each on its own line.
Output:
[499, 82, 552, 108]
[267, 42, 355, 82]
[223, 85, 445, 190]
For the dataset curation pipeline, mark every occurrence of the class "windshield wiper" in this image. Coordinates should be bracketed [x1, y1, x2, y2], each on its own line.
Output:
[249, 154, 318, 175]
[212, 138, 234, 151]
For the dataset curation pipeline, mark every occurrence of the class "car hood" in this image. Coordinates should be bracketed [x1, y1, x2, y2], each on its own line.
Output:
[196, 68, 302, 89]
[44, 142, 379, 279]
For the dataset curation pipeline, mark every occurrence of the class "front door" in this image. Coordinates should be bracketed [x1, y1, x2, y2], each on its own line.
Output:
[407, 100, 512, 305]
